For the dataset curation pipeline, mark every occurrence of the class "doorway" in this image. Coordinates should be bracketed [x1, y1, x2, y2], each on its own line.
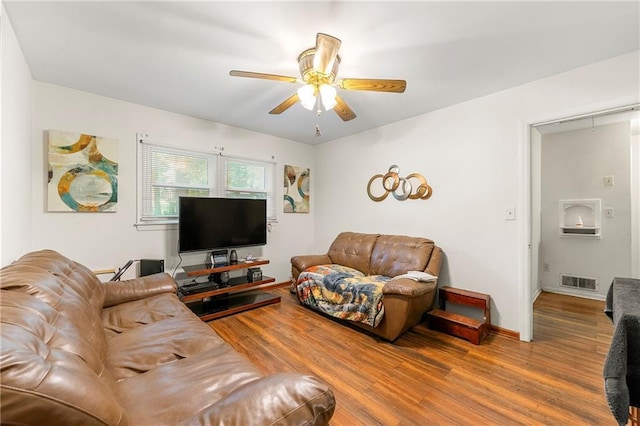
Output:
[524, 105, 640, 341]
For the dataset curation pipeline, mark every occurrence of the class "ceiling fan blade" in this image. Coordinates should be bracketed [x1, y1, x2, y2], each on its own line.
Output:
[230, 70, 299, 83]
[333, 96, 356, 121]
[269, 93, 300, 115]
[337, 78, 406, 93]
[313, 33, 341, 75]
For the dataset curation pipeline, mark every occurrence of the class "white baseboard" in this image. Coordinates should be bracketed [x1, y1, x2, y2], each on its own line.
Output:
[540, 285, 606, 301]
[532, 287, 543, 303]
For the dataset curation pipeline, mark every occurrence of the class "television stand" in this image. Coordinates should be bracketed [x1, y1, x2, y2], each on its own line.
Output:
[178, 259, 279, 321]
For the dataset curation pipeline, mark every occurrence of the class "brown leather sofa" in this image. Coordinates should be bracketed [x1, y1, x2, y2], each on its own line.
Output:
[1, 249, 335, 425]
[291, 232, 443, 341]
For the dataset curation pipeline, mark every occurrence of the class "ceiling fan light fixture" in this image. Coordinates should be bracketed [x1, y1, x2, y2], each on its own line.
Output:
[298, 48, 341, 84]
[229, 32, 404, 125]
[297, 84, 316, 110]
[319, 84, 337, 110]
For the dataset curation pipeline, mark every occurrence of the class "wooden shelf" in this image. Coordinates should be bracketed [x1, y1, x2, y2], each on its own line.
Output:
[183, 259, 269, 276]
[428, 308, 486, 343]
[179, 259, 279, 321]
[559, 226, 600, 236]
[185, 290, 281, 322]
[179, 276, 275, 302]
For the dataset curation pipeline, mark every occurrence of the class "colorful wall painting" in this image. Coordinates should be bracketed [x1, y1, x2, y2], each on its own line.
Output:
[284, 164, 309, 213]
[47, 130, 118, 212]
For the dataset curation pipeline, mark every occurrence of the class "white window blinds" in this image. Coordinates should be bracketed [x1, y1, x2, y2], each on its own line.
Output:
[137, 135, 277, 225]
[138, 140, 218, 221]
[221, 155, 276, 221]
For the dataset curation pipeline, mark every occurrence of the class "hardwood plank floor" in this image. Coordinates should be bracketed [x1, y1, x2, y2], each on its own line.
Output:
[210, 289, 615, 425]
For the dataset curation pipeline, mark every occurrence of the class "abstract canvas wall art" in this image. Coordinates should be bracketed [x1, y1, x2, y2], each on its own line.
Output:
[47, 130, 118, 212]
[284, 164, 309, 213]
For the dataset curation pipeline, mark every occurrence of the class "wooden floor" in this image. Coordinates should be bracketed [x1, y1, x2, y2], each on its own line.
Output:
[210, 289, 615, 425]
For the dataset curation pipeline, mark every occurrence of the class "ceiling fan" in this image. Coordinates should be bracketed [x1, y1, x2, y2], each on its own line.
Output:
[229, 33, 406, 123]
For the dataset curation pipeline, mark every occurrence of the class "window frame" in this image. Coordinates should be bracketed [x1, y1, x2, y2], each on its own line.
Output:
[136, 134, 277, 230]
[221, 154, 277, 222]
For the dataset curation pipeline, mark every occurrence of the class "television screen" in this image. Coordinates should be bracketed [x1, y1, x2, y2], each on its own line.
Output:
[178, 197, 267, 253]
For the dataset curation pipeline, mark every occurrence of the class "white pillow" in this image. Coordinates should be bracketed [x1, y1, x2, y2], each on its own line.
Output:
[390, 270, 438, 282]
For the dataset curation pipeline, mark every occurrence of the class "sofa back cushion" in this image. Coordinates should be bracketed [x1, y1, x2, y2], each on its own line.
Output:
[0, 250, 126, 424]
[0, 290, 126, 425]
[327, 232, 380, 274]
[0, 250, 108, 358]
[370, 234, 435, 277]
[16, 250, 106, 314]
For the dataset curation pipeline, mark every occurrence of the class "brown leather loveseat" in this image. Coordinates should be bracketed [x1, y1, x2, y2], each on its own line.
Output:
[291, 232, 443, 341]
[1, 249, 335, 425]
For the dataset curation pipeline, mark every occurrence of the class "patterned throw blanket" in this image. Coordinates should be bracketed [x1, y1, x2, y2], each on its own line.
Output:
[296, 264, 389, 327]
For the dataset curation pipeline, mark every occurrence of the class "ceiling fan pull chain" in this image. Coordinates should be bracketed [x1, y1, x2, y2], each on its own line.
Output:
[314, 93, 322, 137]
[315, 106, 322, 137]
[315, 88, 322, 116]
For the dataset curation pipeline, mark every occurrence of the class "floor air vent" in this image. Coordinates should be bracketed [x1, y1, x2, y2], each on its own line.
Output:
[561, 274, 598, 291]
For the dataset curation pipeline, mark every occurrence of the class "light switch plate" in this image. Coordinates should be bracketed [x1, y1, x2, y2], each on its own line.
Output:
[604, 176, 614, 186]
[604, 207, 615, 218]
[505, 207, 516, 220]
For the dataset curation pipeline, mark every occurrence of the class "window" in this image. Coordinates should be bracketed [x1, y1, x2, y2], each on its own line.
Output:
[137, 135, 276, 226]
[222, 156, 276, 220]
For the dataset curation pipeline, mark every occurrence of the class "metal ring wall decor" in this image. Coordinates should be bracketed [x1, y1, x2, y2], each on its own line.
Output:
[367, 165, 433, 202]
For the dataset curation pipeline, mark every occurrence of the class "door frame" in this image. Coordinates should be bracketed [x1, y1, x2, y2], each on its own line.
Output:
[520, 100, 639, 342]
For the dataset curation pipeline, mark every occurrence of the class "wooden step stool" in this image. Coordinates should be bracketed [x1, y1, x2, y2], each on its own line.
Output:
[427, 286, 491, 345]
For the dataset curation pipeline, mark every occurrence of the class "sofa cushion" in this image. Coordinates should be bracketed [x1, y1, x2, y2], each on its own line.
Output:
[327, 232, 379, 275]
[15, 249, 106, 313]
[107, 305, 334, 425]
[190, 373, 336, 426]
[102, 292, 191, 338]
[105, 312, 225, 381]
[103, 291, 287, 424]
[0, 290, 126, 426]
[115, 332, 264, 425]
[370, 234, 435, 278]
[0, 261, 108, 360]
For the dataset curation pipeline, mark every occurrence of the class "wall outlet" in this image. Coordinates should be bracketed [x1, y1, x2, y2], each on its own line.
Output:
[543, 263, 550, 272]
[604, 175, 614, 186]
[604, 207, 615, 218]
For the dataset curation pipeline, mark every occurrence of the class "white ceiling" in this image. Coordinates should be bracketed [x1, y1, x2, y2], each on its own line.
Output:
[4, 1, 639, 145]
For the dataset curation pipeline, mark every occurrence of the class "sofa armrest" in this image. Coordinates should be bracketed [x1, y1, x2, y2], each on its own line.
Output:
[383, 278, 437, 297]
[102, 273, 178, 307]
[425, 246, 443, 277]
[291, 254, 332, 280]
[185, 373, 335, 426]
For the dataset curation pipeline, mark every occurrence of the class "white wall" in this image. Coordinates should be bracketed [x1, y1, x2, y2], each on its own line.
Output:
[313, 51, 639, 333]
[530, 127, 542, 300]
[632, 124, 640, 278]
[540, 122, 631, 298]
[0, 6, 33, 264]
[31, 82, 316, 282]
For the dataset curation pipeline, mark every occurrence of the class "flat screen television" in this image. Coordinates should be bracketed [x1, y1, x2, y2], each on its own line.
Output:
[178, 197, 267, 253]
